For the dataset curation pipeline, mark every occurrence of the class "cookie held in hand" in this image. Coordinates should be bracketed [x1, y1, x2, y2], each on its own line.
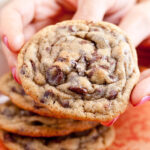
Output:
[18, 20, 140, 122]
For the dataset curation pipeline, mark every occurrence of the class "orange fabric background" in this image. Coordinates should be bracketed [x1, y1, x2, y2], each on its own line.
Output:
[107, 102, 150, 150]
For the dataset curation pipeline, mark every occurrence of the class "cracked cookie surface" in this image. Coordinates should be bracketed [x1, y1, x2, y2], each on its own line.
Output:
[0, 125, 115, 150]
[0, 101, 98, 137]
[18, 20, 140, 122]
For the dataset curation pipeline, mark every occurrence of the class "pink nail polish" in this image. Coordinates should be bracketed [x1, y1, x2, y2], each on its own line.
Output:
[101, 116, 119, 127]
[2, 35, 11, 50]
[133, 96, 150, 107]
[11, 67, 21, 84]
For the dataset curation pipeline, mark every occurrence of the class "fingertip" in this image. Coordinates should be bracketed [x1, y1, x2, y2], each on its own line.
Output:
[1, 34, 24, 53]
[8, 33, 24, 52]
[11, 67, 21, 84]
[131, 77, 150, 106]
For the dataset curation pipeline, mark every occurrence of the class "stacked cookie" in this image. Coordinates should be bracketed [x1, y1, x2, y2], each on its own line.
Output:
[0, 73, 115, 150]
[0, 20, 139, 150]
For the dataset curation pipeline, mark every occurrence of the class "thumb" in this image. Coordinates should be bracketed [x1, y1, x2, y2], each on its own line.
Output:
[73, 0, 114, 21]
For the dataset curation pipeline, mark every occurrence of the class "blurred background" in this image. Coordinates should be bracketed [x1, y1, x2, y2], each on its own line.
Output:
[0, 0, 9, 76]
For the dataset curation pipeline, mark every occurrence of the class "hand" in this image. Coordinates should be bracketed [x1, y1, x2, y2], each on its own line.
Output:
[1, 0, 150, 125]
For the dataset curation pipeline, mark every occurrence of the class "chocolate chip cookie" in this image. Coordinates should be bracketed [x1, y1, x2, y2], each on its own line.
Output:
[0, 101, 98, 137]
[0, 72, 60, 117]
[0, 125, 115, 150]
[18, 20, 140, 122]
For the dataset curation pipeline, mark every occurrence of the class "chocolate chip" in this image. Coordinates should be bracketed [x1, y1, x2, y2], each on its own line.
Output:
[92, 135, 99, 140]
[93, 88, 105, 98]
[71, 130, 91, 138]
[56, 57, 67, 62]
[30, 60, 36, 72]
[75, 56, 86, 76]
[107, 90, 118, 100]
[1, 108, 16, 117]
[44, 91, 54, 98]
[40, 91, 55, 104]
[4, 133, 15, 142]
[71, 60, 77, 68]
[11, 87, 26, 96]
[88, 52, 102, 65]
[46, 66, 66, 86]
[58, 99, 70, 108]
[87, 71, 93, 78]
[93, 28, 99, 31]
[40, 98, 47, 104]
[24, 143, 34, 150]
[33, 102, 44, 109]
[20, 68, 25, 75]
[99, 65, 109, 70]
[30, 120, 44, 126]
[46, 47, 51, 51]
[69, 87, 87, 95]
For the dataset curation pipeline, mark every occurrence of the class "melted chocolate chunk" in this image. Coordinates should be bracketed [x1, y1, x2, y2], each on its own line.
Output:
[57, 57, 67, 62]
[11, 87, 26, 96]
[20, 68, 26, 75]
[40, 91, 55, 104]
[58, 99, 70, 108]
[107, 90, 118, 100]
[89, 51, 102, 64]
[24, 143, 34, 150]
[93, 88, 105, 98]
[76, 56, 86, 76]
[46, 66, 66, 86]
[33, 103, 44, 109]
[40, 98, 47, 104]
[99, 65, 109, 70]
[1, 108, 16, 117]
[71, 129, 91, 138]
[30, 120, 44, 126]
[46, 47, 51, 51]
[44, 91, 54, 98]
[69, 87, 87, 95]
[4, 133, 15, 142]
[30, 60, 36, 72]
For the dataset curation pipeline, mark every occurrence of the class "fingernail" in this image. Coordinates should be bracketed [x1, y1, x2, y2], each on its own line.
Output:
[11, 67, 21, 84]
[2, 35, 11, 50]
[101, 116, 119, 127]
[133, 96, 150, 107]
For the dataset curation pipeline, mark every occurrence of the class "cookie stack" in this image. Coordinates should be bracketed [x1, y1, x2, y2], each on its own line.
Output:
[0, 73, 114, 150]
[0, 20, 139, 150]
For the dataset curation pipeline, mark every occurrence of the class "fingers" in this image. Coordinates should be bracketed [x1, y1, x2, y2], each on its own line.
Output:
[139, 69, 150, 81]
[131, 68, 150, 106]
[1, 41, 21, 84]
[73, 0, 115, 21]
[104, 0, 136, 24]
[34, 0, 61, 21]
[119, 1, 150, 46]
[1, 42, 17, 69]
[0, 0, 35, 52]
[56, 0, 77, 12]
[23, 19, 52, 42]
